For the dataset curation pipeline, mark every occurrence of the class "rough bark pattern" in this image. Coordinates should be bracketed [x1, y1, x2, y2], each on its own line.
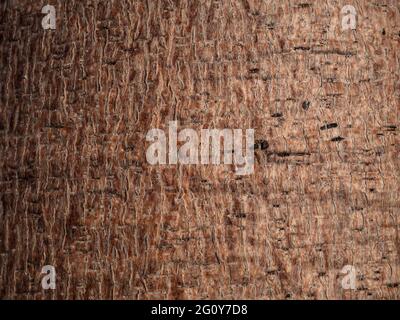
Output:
[0, 0, 399, 299]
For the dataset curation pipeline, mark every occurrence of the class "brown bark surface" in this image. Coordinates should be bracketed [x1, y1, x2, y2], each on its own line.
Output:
[0, 0, 399, 299]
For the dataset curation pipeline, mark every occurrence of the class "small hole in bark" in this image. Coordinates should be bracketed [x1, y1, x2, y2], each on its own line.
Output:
[302, 101, 310, 110]
[249, 68, 259, 73]
[254, 139, 269, 150]
[271, 112, 283, 118]
[320, 123, 338, 130]
[331, 136, 345, 142]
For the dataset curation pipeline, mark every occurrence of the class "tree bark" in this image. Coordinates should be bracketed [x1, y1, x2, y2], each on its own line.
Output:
[0, 0, 399, 299]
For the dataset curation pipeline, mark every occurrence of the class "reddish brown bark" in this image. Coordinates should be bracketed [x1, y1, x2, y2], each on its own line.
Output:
[0, 0, 399, 299]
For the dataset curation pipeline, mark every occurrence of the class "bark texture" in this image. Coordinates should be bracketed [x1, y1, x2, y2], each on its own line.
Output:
[0, 0, 399, 299]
